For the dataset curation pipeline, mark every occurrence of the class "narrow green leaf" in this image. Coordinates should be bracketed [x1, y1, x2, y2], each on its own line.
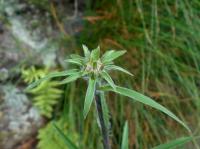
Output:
[101, 70, 116, 90]
[65, 59, 83, 66]
[101, 50, 115, 61]
[104, 65, 133, 76]
[82, 44, 90, 58]
[83, 78, 96, 119]
[103, 61, 114, 66]
[121, 121, 129, 149]
[52, 122, 78, 149]
[153, 136, 193, 149]
[70, 54, 84, 60]
[26, 69, 78, 90]
[60, 72, 82, 84]
[91, 46, 100, 61]
[100, 91, 109, 129]
[102, 50, 126, 63]
[100, 85, 190, 131]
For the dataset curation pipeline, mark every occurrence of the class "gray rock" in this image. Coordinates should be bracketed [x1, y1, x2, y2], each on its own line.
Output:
[0, 68, 9, 81]
[0, 85, 43, 149]
[0, 0, 58, 69]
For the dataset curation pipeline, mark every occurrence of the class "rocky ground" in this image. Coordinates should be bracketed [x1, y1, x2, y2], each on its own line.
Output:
[0, 0, 86, 148]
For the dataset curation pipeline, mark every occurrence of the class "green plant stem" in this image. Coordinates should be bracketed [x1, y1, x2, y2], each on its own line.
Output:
[95, 91, 111, 149]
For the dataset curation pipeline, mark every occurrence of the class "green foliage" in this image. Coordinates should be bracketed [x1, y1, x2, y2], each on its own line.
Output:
[83, 78, 96, 119]
[26, 69, 78, 90]
[59, 71, 82, 85]
[27, 46, 132, 120]
[29, 80, 62, 118]
[78, 0, 200, 147]
[22, 66, 47, 83]
[37, 119, 78, 149]
[22, 66, 63, 118]
[100, 85, 190, 131]
[100, 91, 110, 130]
[104, 65, 133, 76]
[153, 136, 193, 149]
[101, 50, 126, 63]
[27, 45, 190, 148]
[27, 0, 50, 11]
[53, 122, 78, 149]
[121, 121, 129, 149]
[100, 70, 116, 90]
[82, 44, 90, 59]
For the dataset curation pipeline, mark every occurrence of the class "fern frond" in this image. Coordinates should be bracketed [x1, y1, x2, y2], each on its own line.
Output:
[37, 119, 78, 149]
[21, 66, 63, 118]
[21, 66, 47, 83]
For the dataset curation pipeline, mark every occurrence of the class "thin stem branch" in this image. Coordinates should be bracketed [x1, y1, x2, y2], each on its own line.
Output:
[95, 91, 111, 149]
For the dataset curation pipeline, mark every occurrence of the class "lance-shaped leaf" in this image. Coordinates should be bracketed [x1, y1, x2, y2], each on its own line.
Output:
[102, 50, 126, 63]
[29, 81, 61, 94]
[100, 70, 116, 90]
[60, 71, 82, 84]
[121, 121, 129, 149]
[104, 65, 133, 76]
[91, 46, 100, 61]
[100, 85, 190, 131]
[82, 44, 90, 58]
[26, 69, 78, 90]
[101, 50, 115, 62]
[100, 91, 110, 130]
[70, 54, 85, 60]
[153, 136, 193, 149]
[53, 122, 78, 149]
[83, 78, 96, 119]
[65, 59, 83, 66]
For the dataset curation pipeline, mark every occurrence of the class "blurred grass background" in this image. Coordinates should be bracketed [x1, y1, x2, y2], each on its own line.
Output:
[73, 0, 200, 148]
[1, 0, 200, 148]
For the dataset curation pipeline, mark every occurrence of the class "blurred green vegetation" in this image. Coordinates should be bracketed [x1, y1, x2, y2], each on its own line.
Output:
[37, 119, 79, 149]
[27, 0, 50, 11]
